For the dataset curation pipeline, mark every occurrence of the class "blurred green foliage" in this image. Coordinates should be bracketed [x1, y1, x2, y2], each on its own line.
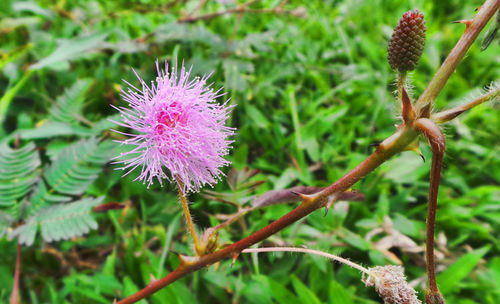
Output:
[0, 0, 499, 303]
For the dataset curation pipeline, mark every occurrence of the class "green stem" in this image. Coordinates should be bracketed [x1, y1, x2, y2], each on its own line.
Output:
[0, 71, 34, 125]
[176, 178, 203, 256]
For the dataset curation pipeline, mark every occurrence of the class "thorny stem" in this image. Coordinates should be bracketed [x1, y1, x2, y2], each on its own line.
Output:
[242, 247, 370, 274]
[10, 243, 21, 304]
[117, 2, 500, 303]
[433, 82, 500, 123]
[176, 178, 203, 256]
[414, 0, 500, 117]
[415, 118, 446, 304]
[117, 127, 419, 304]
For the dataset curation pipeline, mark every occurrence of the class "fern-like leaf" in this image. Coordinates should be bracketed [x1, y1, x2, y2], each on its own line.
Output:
[0, 142, 40, 207]
[44, 138, 113, 194]
[10, 196, 103, 246]
[0, 211, 12, 238]
[28, 138, 114, 216]
[49, 79, 93, 124]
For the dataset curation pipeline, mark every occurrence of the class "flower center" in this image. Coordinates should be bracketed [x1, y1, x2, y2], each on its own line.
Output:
[154, 101, 187, 134]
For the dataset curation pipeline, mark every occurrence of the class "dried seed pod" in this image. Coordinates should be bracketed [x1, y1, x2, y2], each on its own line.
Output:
[388, 10, 426, 72]
[363, 265, 422, 304]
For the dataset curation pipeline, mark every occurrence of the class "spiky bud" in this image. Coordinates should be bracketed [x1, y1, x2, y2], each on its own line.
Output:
[388, 10, 426, 72]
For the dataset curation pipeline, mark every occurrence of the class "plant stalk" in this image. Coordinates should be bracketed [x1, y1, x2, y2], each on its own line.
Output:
[415, 118, 446, 304]
[116, 2, 500, 303]
[414, 0, 500, 117]
[433, 82, 500, 123]
[116, 126, 419, 304]
[10, 243, 21, 304]
[242, 247, 371, 274]
[176, 178, 203, 256]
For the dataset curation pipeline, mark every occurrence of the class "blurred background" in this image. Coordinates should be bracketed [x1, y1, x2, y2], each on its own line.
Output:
[0, 0, 499, 303]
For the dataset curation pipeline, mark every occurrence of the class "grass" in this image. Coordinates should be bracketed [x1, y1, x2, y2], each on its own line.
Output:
[0, 0, 499, 303]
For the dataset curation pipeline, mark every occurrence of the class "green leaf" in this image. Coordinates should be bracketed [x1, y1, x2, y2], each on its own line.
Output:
[44, 138, 113, 195]
[267, 277, 302, 304]
[30, 31, 110, 70]
[0, 141, 40, 206]
[437, 245, 491, 294]
[49, 79, 93, 124]
[123, 276, 148, 304]
[11, 196, 103, 246]
[29, 138, 114, 216]
[0, 70, 34, 124]
[0, 211, 12, 238]
[328, 280, 353, 304]
[291, 275, 322, 304]
[9, 122, 91, 141]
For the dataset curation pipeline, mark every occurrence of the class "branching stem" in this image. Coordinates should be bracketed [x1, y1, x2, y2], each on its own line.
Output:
[433, 82, 500, 123]
[414, 0, 500, 117]
[116, 1, 500, 303]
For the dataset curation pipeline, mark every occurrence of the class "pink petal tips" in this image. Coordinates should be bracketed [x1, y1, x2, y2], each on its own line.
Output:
[111, 60, 235, 192]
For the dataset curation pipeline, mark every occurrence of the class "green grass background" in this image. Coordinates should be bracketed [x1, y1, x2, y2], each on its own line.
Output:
[1, 0, 499, 303]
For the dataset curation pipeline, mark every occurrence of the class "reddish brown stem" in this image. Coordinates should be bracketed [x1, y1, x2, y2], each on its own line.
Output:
[415, 118, 446, 304]
[415, 0, 500, 117]
[10, 243, 21, 304]
[433, 83, 500, 123]
[116, 127, 417, 304]
[116, 2, 500, 303]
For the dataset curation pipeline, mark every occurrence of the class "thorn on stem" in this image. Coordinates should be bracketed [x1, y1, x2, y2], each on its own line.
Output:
[149, 273, 157, 284]
[453, 19, 473, 28]
[231, 254, 239, 268]
[291, 191, 315, 203]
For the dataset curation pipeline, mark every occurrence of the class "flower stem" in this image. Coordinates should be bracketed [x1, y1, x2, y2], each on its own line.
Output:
[176, 178, 203, 256]
[10, 243, 21, 304]
[398, 72, 416, 123]
[242, 247, 370, 274]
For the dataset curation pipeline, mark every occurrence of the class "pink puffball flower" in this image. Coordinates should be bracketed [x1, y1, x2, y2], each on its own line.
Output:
[111, 61, 235, 193]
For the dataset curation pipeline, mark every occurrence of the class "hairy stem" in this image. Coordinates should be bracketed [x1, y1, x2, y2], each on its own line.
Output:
[415, 0, 500, 117]
[10, 243, 21, 304]
[398, 72, 416, 123]
[433, 82, 500, 123]
[176, 178, 202, 256]
[242, 247, 370, 274]
[415, 118, 446, 304]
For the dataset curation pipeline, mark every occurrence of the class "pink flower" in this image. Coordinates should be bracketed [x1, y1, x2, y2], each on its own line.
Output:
[112, 61, 235, 192]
